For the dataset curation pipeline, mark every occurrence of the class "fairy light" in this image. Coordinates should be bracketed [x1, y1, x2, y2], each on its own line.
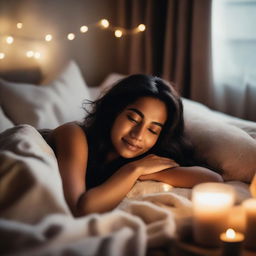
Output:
[17, 22, 23, 29]
[67, 33, 75, 40]
[0, 53, 5, 59]
[45, 34, 52, 42]
[80, 25, 88, 33]
[138, 24, 146, 32]
[34, 52, 41, 59]
[0, 19, 146, 61]
[100, 19, 109, 28]
[26, 50, 34, 58]
[6, 36, 14, 44]
[114, 29, 123, 38]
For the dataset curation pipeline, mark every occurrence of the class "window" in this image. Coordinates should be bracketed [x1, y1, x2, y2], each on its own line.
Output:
[212, 0, 256, 87]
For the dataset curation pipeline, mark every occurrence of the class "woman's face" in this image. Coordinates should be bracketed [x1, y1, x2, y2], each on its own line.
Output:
[110, 96, 167, 159]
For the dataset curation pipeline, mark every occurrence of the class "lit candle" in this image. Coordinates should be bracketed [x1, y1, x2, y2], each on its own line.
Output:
[220, 228, 244, 256]
[243, 198, 256, 250]
[192, 183, 235, 247]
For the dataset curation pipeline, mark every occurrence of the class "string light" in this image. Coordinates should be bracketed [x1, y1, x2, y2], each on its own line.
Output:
[0, 19, 146, 61]
[80, 25, 88, 33]
[138, 24, 146, 32]
[100, 19, 109, 28]
[67, 33, 75, 40]
[114, 29, 123, 38]
[16, 22, 23, 29]
[6, 36, 14, 44]
[26, 50, 34, 58]
[1, 19, 145, 43]
[45, 34, 53, 42]
[34, 52, 41, 59]
[26, 50, 42, 59]
[0, 53, 5, 59]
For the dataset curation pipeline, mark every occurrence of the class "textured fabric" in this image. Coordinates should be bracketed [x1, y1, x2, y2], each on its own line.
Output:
[0, 124, 180, 255]
[0, 124, 251, 255]
[117, 0, 213, 103]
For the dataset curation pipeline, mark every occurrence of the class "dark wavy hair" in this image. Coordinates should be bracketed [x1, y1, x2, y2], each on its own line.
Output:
[81, 74, 194, 168]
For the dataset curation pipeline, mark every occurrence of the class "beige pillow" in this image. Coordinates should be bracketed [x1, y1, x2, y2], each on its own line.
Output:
[0, 61, 91, 129]
[183, 99, 256, 183]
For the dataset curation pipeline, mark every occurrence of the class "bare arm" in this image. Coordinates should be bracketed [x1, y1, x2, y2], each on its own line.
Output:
[50, 123, 177, 216]
[77, 154, 178, 215]
[139, 166, 223, 188]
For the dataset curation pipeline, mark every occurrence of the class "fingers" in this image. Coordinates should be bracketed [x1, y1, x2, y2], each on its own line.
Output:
[146, 154, 179, 168]
[131, 154, 180, 176]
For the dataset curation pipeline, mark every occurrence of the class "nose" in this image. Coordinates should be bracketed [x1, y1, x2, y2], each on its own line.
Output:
[130, 124, 145, 141]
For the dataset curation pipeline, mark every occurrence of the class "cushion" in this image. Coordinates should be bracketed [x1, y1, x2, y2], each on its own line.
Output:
[0, 61, 91, 129]
[183, 98, 256, 183]
[0, 106, 14, 133]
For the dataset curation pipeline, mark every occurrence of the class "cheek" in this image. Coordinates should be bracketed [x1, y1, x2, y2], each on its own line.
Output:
[111, 116, 129, 139]
[144, 135, 158, 149]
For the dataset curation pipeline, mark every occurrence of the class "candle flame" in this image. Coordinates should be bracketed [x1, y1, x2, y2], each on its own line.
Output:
[226, 228, 236, 239]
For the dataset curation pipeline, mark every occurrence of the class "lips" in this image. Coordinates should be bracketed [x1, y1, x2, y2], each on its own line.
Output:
[122, 138, 142, 151]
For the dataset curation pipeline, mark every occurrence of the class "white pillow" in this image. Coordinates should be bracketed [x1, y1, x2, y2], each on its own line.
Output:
[0, 61, 91, 129]
[89, 73, 125, 100]
[0, 106, 14, 133]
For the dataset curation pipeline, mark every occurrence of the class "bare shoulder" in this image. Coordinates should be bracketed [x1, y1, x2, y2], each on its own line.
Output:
[51, 122, 88, 153]
[53, 122, 86, 137]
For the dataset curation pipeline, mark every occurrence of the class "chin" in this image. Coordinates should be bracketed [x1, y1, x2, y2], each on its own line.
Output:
[119, 150, 142, 159]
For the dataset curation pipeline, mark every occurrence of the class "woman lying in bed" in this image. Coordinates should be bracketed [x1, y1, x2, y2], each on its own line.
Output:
[44, 74, 223, 216]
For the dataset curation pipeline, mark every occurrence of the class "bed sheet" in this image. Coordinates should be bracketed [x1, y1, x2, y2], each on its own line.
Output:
[0, 125, 252, 256]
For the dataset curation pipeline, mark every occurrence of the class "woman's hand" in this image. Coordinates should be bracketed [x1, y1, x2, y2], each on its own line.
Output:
[139, 165, 223, 187]
[127, 154, 179, 177]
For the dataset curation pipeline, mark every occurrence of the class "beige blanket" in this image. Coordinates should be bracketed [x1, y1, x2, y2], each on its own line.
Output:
[0, 125, 251, 256]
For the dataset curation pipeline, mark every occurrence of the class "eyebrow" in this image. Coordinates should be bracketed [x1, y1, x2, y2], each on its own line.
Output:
[127, 108, 164, 127]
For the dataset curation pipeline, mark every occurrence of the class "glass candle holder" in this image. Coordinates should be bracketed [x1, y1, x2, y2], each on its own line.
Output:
[242, 198, 256, 250]
[192, 182, 235, 247]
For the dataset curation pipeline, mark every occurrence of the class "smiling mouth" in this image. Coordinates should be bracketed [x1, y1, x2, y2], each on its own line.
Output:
[122, 138, 142, 151]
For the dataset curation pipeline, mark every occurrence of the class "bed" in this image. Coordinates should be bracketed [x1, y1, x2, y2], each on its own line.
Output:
[0, 61, 255, 256]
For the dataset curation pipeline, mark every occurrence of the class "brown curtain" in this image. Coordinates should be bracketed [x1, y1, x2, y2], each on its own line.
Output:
[117, 0, 213, 106]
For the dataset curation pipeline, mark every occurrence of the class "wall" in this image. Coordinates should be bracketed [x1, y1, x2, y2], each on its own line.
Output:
[0, 0, 119, 87]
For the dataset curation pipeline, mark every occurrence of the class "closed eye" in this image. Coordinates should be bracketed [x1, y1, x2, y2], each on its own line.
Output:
[127, 115, 139, 124]
[148, 128, 159, 135]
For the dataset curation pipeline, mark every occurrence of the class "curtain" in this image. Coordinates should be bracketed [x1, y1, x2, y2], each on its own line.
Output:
[211, 0, 256, 121]
[117, 0, 214, 106]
